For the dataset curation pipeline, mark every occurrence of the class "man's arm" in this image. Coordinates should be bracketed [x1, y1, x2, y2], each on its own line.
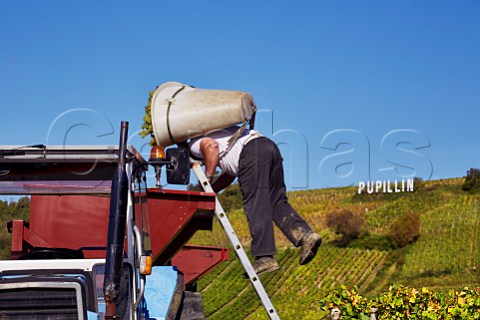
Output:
[199, 137, 220, 180]
[198, 137, 235, 192]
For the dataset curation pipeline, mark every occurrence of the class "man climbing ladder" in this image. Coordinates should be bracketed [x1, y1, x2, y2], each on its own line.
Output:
[189, 126, 322, 275]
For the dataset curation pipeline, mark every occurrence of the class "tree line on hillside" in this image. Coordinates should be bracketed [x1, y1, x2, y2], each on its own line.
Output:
[0, 197, 30, 259]
[463, 168, 480, 193]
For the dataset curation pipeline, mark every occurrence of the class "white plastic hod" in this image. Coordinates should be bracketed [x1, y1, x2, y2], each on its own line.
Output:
[151, 81, 256, 147]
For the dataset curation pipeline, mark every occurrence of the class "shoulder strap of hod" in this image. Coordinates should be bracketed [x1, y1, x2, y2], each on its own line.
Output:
[248, 108, 256, 130]
[166, 85, 187, 145]
[219, 104, 257, 159]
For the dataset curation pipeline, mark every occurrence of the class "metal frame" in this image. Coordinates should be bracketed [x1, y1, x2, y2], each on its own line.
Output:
[0, 145, 144, 162]
[0, 145, 148, 195]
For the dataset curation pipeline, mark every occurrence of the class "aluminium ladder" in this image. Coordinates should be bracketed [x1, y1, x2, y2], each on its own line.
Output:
[191, 163, 281, 320]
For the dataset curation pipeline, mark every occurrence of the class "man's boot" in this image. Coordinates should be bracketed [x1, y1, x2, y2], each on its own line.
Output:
[244, 256, 279, 278]
[299, 232, 322, 265]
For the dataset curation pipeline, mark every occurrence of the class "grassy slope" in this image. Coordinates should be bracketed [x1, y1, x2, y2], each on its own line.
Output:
[188, 178, 480, 319]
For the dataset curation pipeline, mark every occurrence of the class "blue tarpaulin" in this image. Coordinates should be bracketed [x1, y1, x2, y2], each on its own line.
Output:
[143, 266, 179, 320]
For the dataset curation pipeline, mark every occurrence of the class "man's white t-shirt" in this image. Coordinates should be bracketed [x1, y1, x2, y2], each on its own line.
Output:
[189, 126, 261, 177]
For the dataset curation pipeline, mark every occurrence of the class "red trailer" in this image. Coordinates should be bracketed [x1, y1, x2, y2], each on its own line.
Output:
[9, 190, 228, 287]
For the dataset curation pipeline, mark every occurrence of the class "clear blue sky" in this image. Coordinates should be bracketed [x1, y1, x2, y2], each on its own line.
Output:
[1, 1, 479, 190]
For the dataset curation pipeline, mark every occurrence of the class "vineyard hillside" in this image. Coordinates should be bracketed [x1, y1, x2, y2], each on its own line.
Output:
[188, 178, 480, 319]
[1, 179, 478, 318]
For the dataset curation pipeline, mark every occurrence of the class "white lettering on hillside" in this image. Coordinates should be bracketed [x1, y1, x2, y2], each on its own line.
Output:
[358, 179, 414, 194]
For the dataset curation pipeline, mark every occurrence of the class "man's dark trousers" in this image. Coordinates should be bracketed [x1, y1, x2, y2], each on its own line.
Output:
[238, 137, 312, 257]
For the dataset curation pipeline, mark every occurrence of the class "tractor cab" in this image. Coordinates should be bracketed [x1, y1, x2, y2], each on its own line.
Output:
[0, 139, 226, 319]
